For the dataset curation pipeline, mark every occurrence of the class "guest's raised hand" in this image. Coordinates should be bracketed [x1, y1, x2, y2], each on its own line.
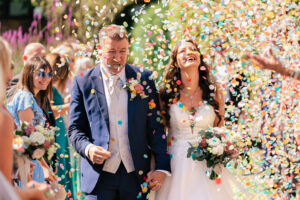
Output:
[88, 145, 111, 164]
[247, 49, 283, 71]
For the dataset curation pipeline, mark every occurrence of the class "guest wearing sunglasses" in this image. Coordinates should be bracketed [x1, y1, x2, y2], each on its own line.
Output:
[7, 56, 53, 127]
[7, 43, 47, 99]
[7, 56, 57, 184]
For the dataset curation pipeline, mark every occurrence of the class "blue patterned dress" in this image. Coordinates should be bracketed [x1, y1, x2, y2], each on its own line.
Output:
[7, 89, 45, 183]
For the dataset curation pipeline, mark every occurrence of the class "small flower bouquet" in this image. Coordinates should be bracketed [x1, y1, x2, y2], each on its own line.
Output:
[122, 73, 148, 100]
[187, 127, 240, 181]
[13, 122, 60, 185]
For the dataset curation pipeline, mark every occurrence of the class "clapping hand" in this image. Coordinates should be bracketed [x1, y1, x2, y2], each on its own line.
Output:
[88, 145, 111, 164]
[146, 171, 166, 191]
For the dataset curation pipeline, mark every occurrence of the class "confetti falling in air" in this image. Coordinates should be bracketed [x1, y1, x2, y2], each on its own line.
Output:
[2, 0, 299, 199]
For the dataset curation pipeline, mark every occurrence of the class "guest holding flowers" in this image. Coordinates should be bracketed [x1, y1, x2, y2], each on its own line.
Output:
[7, 56, 57, 183]
[0, 36, 52, 200]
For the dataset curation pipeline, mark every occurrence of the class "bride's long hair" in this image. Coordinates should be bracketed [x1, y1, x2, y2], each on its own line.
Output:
[159, 39, 221, 127]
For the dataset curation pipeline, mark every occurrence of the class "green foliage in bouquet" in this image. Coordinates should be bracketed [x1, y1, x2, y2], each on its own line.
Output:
[187, 128, 240, 180]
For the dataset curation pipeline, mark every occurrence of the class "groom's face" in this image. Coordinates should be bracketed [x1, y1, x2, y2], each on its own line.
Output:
[101, 37, 129, 74]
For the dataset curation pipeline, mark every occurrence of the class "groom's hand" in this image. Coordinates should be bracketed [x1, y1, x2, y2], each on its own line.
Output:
[88, 145, 111, 164]
[146, 171, 165, 191]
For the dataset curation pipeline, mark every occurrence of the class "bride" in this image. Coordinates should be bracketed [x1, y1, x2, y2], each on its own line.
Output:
[155, 40, 237, 200]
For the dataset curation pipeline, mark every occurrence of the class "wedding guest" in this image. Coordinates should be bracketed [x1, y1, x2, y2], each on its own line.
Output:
[0, 37, 15, 183]
[248, 49, 299, 81]
[9, 43, 47, 88]
[51, 44, 75, 96]
[23, 43, 47, 61]
[7, 56, 57, 183]
[0, 36, 51, 200]
[74, 57, 93, 76]
[46, 53, 75, 198]
[7, 43, 47, 99]
[50, 45, 82, 199]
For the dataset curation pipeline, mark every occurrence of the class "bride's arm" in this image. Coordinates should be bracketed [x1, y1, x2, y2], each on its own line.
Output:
[213, 83, 225, 127]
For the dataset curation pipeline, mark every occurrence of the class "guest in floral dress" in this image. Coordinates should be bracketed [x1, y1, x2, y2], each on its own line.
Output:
[7, 56, 57, 184]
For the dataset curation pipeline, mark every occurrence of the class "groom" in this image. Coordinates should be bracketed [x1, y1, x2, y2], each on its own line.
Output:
[68, 24, 171, 200]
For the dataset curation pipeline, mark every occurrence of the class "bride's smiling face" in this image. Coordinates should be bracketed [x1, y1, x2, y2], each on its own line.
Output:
[176, 41, 201, 70]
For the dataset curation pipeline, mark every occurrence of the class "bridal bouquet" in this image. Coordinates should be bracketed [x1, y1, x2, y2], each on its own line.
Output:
[13, 122, 60, 185]
[187, 127, 240, 181]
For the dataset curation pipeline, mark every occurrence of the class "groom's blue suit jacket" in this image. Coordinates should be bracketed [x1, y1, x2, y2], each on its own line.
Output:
[68, 64, 171, 193]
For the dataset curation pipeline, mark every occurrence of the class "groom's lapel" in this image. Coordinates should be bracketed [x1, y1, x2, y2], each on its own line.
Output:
[91, 65, 109, 132]
[125, 64, 137, 136]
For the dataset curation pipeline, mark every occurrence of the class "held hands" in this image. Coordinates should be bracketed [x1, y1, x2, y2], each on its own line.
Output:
[88, 145, 111, 164]
[146, 171, 166, 191]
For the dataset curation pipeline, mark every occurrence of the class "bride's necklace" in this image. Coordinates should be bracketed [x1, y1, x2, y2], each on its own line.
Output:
[182, 88, 201, 134]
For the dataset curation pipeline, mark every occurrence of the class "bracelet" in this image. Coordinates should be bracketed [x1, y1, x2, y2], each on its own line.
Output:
[288, 69, 296, 78]
[292, 70, 299, 79]
[287, 68, 299, 79]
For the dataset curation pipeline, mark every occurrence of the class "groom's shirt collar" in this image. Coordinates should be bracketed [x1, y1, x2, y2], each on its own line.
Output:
[99, 63, 126, 83]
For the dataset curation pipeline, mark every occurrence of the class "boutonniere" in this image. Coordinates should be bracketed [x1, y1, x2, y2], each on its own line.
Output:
[122, 75, 148, 100]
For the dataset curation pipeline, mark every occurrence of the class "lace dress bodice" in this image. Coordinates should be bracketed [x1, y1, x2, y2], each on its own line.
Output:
[168, 102, 216, 141]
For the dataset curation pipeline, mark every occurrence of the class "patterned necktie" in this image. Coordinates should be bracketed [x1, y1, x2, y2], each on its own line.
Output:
[108, 75, 120, 96]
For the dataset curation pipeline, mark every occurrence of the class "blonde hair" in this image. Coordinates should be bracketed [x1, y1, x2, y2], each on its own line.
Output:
[0, 37, 12, 102]
[74, 57, 93, 75]
[51, 44, 75, 63]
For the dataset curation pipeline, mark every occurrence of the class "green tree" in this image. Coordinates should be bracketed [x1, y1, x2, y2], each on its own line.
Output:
[129, 2, 170, 80]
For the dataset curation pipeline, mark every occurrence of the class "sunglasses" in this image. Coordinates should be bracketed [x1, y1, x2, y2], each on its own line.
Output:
[38, 71, 53, 79]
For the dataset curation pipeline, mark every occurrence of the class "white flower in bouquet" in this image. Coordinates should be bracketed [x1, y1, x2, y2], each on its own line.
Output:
[29, 131, 46, 145]
[32, 148, 46, 159]
[34, 125, 45, 133]
[21, 136, 31, 149]
[44, 129, 56, 138]
[211, 144, 225, 156]
[21, 136, 30, 143]
[207, 137, 221, 147]
[211, 127, 223, 134]
[47, 144, 58, 161]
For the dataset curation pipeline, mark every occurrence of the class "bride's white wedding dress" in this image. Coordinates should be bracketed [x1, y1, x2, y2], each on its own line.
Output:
[155, 102, 238, 200]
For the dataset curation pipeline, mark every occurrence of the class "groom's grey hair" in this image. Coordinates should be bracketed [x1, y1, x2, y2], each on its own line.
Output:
[98, 24, 128, 45]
